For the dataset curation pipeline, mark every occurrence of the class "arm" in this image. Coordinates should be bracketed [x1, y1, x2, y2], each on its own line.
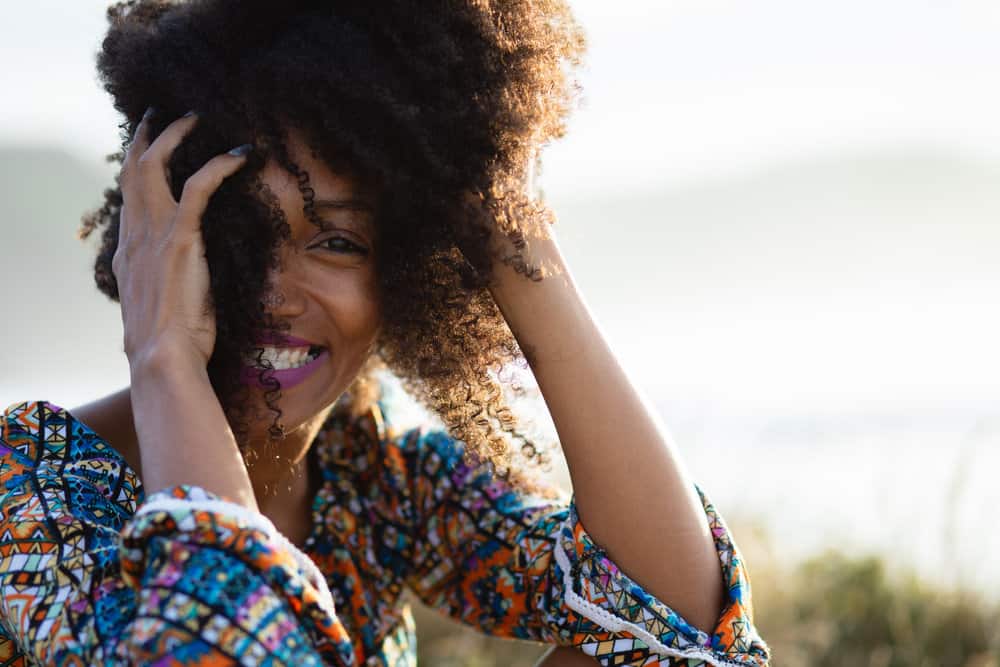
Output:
[112, 108, 259, 510]
[397, 426, 768, 666]
[488, 231, 726, 633]
[129, 348, 259, 509]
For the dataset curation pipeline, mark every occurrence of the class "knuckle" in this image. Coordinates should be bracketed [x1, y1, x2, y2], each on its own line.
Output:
[136, 154, 157, 175]
[166, 233, 196, 253]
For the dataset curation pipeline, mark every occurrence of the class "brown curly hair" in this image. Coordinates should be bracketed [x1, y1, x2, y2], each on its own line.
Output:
[79, 0, 586, 493]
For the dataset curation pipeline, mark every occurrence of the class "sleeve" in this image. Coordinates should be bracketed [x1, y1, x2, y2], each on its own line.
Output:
[0, 401, 352, 666]
[399, 427, 771, 667]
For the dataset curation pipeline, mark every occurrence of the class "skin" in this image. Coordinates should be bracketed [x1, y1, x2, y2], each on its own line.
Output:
[74, 108, 725, 663]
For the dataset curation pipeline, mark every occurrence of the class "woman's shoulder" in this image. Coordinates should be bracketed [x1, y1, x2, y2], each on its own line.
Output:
[2, 399, 129, 462]
[3, 399, 80, 458]
[1, 399, 143, 517]
[1, 399, 55, 447]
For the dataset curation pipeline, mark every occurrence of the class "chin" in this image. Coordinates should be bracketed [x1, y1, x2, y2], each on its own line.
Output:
[269, 389, 343, 430]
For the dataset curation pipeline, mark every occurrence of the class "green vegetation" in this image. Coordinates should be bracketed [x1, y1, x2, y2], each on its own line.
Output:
[754, 551, 1000, 667]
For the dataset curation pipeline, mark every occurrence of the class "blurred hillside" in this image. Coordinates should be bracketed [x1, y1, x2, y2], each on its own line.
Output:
[0, 147, 124, 406]
[548, 147, 1000, 413]
[4, 144, 1000, 412]
[554, 147, 1000, 313]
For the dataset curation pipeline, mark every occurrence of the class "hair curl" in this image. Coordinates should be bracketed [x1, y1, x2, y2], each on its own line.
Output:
[79, 0, 586, 494]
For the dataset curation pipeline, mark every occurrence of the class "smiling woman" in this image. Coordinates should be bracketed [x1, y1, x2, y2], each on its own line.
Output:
[0, 1, 769, 665]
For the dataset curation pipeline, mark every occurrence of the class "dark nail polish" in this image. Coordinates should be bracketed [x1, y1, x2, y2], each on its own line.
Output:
[228, 143, 253, 157]
[183, 110, 197, 118]
[142, 106, 155, 120]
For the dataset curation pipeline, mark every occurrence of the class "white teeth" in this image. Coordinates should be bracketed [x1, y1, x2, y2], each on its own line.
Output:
[244, 346, 318, 370]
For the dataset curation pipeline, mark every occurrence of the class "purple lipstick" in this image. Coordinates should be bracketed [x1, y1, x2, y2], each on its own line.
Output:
[240, 334, 328, 391]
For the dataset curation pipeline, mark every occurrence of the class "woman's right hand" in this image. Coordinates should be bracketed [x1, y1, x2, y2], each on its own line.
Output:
[112, 108, 251, 371]
[113, 108, 262, 509]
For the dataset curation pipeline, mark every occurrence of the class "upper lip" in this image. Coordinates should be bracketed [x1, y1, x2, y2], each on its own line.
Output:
[253, 332, 323, 348]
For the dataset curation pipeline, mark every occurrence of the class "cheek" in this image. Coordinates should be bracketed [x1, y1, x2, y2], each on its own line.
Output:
[319, 272, 381, 350]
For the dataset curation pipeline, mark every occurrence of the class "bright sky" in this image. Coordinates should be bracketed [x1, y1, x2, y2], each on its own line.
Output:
[3, 0, 1000, 194]
[2, 0, 998, 416]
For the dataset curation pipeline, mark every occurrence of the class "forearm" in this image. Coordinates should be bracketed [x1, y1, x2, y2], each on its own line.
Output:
[489, 235, 724, 632]
[129, 348, 259, 511]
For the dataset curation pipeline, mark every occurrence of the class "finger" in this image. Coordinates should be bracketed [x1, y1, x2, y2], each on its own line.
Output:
[173, 144, 253, 235]
[119, 106, 155, 247]
[136, 110, 200, 209]
[123, 106, 155, 178]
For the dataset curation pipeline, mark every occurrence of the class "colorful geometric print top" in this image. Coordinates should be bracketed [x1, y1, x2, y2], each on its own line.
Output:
[0, 400, 770, 666]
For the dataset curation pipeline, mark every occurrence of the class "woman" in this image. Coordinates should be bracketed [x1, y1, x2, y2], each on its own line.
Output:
[0, 1, 769, 665]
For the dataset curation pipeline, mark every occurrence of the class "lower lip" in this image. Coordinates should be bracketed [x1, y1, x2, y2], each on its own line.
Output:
[239, 349, 330, 391]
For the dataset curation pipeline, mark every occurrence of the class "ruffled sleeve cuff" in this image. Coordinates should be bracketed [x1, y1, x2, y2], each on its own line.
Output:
[554, 486, 770, 666]
[118, 484, 344, 642]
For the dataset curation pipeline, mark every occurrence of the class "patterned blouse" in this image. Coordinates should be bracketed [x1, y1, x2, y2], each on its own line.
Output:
[0, 399, 769, 666]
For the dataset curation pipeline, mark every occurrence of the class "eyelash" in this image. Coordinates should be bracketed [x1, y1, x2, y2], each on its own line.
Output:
[316, 236, 368, 256]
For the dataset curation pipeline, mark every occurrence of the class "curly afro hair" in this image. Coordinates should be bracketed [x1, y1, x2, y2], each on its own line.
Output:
[79, 0, 587, 493]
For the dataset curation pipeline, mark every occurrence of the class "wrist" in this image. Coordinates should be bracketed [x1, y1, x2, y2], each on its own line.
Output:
[489, 233, 570, 299]
[129, 343, 210, 386]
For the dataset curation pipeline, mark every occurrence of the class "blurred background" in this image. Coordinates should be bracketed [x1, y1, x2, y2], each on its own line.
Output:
[2, 1, 999, 664]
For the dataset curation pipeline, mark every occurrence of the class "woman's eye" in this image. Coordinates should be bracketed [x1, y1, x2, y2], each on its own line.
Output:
[318, 236, 368, 256]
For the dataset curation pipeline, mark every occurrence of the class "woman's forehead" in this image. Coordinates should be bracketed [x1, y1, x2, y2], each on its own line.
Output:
[256, 134, 375, 232]
[262, 132, 366, 199]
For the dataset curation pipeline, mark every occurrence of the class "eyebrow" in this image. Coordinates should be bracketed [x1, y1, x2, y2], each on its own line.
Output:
[311, 198, 376, 238]
[313, 198, 373, 212]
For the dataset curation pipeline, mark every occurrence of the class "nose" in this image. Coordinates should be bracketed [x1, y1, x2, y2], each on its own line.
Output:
[263, 265, 307, 318]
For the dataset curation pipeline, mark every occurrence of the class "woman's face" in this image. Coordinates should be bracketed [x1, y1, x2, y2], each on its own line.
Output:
[242, 128, 381, 436]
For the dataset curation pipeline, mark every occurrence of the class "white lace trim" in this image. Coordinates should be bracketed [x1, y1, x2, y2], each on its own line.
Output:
[554, 527, 750, 667]
[135, 495, 336, 619]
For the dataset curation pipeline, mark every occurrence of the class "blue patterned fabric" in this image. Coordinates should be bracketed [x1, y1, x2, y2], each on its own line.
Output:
[0, 400, 769, 665]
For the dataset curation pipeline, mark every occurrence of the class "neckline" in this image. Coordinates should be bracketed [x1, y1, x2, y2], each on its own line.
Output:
[59, 401, 334, 554]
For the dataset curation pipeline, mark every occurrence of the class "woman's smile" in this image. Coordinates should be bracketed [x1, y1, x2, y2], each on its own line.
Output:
[240, 346, 331, 390]
[240, 332, 331, 390]
[245, 333, 324, 367]
[246, 346, 321, 370]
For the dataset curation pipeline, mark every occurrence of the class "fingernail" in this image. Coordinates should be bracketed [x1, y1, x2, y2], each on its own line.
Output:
[142, 106, 155, 120]
[228, 143, 253, 157]
[183, 110, 196, 118]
